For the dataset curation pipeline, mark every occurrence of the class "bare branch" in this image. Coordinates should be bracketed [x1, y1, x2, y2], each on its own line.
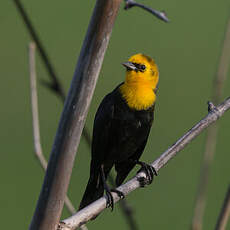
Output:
[13, 0, 65, 100]
[215, 185, 230, 230]
[29, 1, 122, 229]
[13, 0, 92, 143]
[29, 42, 47, 169]
[59, 97, 230, 230]
[119, 200, 138, 230]
[191, 17, 230, 230]
[28, 42, 88, 229]
[124, 0, 169, 22]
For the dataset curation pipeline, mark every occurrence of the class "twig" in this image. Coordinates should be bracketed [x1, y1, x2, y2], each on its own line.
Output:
[29, 42, 47, 170]
[13, 0, 65, 100]
[58, 97, 230, 230]
[119, 199, 137, 230]
[191, 16, 230, 230]
[29, 42, 88, 230]
[215, 185, 230, 230]
[13, 0, 91, 143]
[29, 1, 122, 229]
[124, 0, 169, 22]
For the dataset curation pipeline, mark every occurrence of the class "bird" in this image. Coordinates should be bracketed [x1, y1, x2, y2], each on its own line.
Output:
[79, 53, 159, 211]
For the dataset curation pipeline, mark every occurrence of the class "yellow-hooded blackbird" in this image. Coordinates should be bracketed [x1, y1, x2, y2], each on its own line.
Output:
[79, 53, 159, 210]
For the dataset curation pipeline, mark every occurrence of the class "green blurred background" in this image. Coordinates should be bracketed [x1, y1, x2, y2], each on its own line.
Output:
[1, 0, 230, 229]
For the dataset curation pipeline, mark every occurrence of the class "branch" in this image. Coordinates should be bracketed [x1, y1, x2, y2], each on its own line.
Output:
[13, 0, 92, 143]
[119, 199, 138, 230]
[191, 16, 230, 230]
[13, 0, 65, 100]
[29, 42, 47, 170]
[29, 1, 122, 229]
[58, 97, 230, 230]
[29, 42, 88, 230]
[215, 185, 230, 230]
[124, 0, 169, 22]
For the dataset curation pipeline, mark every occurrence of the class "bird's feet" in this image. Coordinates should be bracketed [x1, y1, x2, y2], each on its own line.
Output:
[136, 161, 158, 187]
[105, 188, 125, 211]
[100, 164, 124, 210]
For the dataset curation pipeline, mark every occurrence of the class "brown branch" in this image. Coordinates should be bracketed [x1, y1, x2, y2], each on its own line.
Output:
[124, 0, 169, 22]
[191, 16, 230, 230]
[215, 185, 230, 230]
[58, 97, 230, 230]
[28, 42, 89, 230]
[29, 1, 122, 229]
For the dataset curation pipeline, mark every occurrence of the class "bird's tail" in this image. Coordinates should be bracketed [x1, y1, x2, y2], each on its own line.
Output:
[79, 172, 104, 210]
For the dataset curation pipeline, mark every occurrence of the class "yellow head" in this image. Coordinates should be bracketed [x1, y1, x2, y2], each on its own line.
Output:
[119, 53, 159, 110]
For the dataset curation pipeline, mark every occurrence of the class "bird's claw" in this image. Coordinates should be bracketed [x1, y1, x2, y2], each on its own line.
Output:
[111, 189, 125, 199]
[105, 190, 114, 210]
[105, 189, 125, 211]
[136, 161, 157, 187]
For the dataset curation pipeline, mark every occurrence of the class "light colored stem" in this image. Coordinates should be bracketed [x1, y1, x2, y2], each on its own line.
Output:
[213, 18, 230, 104]
[215, 185, 230, 230]
[28, 42, 87, 230]
[29, 42, 47, 170]
[191, 17, 230, 230]
[29, 1, 122, 229]
[13, 0, 92, 161]
[58, 97, 230, 230]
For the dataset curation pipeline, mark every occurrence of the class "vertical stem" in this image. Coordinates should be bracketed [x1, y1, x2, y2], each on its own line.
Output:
[215, 185, 230, 230]
[28, 42, 87, 229]
[191, 16, 230, 230]
[13, 0, 65, 100]
[29, 1, 122, 229]
[29, 42, 47, 169]
[13, 0, 95, 157]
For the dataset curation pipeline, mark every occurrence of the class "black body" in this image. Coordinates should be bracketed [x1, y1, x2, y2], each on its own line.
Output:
[79, 84, 155, 210]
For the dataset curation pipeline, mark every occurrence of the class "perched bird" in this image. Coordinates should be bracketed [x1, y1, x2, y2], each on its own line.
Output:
[79, 53, 159, 210]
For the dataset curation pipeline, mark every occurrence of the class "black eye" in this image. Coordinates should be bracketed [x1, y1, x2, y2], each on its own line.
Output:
[132, 63, 146, 72]
[140, 65, 146, 71]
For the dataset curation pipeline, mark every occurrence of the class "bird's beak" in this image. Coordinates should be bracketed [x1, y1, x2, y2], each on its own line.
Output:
[122, 61, 137, 71]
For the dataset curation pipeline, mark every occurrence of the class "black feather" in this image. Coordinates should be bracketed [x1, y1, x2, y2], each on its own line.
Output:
[79, 83, 155, 210]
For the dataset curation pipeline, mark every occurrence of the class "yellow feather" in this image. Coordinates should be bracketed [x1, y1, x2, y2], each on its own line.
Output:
[119, 53, 159, 110]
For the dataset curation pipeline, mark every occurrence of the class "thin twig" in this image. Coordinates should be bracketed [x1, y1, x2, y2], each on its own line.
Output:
[124, 0, 169, 22]
[28, 42, 87, 230]
[14, 0, 65, 100]
[215, 185, 230, 230]
[119, 199, 137, 230]
[58, 97, 230, 230]
[29, 1, 123, 229]
[29, 42, 47, 170]
[191, 16, 230, 230]
[13, 0, 91, 143]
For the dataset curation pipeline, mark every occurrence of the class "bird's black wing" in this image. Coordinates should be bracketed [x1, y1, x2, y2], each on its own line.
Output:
[79, 92, 116, 210]
[115, 129, 150, 186]
[90, 91, 116, 171]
